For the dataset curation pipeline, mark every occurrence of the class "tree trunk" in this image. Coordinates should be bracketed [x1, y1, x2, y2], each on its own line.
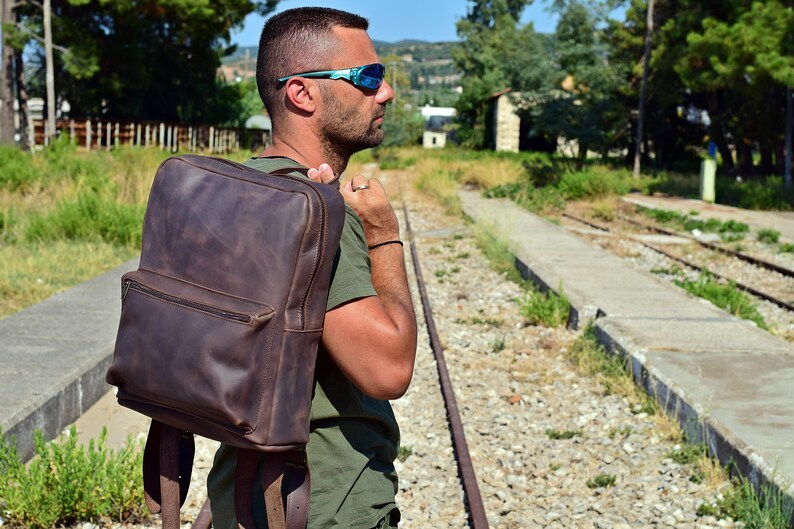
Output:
[759, 141, 773, 177]
[707, 92, 735, 176]
[43, 0, 56, 143]
[736, 141, 754, 179]
[0, 0, 16, 145]
[14, 45, 28, 150]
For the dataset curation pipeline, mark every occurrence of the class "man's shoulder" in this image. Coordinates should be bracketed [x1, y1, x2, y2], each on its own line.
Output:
[244, 156, 306, 176]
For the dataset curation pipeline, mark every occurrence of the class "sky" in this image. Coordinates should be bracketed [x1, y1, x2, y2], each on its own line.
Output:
[231, 0, 594, 47]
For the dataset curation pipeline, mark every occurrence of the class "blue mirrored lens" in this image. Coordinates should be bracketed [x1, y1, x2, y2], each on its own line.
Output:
[357, 64, 385, 90]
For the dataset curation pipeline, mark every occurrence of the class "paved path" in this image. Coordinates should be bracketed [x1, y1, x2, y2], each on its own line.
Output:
[0, 258, 138, 460]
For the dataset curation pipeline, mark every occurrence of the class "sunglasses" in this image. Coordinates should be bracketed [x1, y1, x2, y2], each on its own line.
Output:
[277, 63, 386, 91]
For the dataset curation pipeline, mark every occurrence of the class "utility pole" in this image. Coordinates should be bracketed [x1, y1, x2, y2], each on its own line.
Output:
[786, 85, 792, 190]
[633, 0, 655, 178]
[43, 0, 56, 144]
[0, 0, 17, 145]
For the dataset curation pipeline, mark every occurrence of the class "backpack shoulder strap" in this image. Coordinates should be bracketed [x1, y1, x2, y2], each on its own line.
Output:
[235, 449, 310, 529]
[142, 420, 195, 529]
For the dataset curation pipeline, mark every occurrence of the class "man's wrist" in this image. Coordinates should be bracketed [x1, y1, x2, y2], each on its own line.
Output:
[368, 240, 403, 250]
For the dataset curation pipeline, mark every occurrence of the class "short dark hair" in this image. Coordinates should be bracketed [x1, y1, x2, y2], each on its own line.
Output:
[257, 7, 369, 120]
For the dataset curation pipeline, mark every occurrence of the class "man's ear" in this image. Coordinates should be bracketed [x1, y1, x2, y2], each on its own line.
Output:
[283, 78, 317, 114]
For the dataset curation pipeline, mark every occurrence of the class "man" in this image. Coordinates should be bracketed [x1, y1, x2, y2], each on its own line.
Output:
[207, 7, 418, 529]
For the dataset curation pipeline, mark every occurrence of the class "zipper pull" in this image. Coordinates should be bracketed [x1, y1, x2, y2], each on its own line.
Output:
[122, 280, 131, 300]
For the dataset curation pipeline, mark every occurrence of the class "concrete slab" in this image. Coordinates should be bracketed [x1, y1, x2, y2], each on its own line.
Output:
[0, 258, 138, 460]
[460, 190, 794, 506]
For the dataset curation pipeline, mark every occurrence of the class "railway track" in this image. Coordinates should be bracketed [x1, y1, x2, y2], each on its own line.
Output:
[561, 211, 794, 315]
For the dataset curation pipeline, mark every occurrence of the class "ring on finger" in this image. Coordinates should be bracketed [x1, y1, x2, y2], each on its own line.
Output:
[353, 184, 370, 191]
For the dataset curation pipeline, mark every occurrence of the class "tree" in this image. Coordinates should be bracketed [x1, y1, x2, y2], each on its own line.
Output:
[532, 0, 625, 168]
[676, 1, 794, 177]
[12, 0, 279, 125]
[453, 0, 531, 148]
[380, 54, 424, 147]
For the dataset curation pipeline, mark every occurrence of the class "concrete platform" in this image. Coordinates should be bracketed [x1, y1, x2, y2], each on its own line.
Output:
[0, 258, 138, 460]
[460, 190, 794, 510]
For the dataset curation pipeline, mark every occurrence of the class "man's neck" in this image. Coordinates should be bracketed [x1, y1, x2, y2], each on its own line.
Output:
[261, 139, 348, 175]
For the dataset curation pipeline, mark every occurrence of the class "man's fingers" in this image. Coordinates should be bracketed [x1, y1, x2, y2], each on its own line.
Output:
[307, 163, 336, 184]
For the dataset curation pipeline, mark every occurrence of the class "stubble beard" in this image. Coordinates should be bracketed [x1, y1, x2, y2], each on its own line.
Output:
[318, 84, 385, 162]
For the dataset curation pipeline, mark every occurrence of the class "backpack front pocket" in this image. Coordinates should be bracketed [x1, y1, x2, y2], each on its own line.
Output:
[108, 269, 276, 434]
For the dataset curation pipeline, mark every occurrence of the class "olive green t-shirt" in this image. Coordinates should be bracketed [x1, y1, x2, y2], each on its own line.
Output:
[207, 157, 401, 529]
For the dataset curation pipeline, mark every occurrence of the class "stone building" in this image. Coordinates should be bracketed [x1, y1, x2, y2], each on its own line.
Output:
[487, 88, 521, 152]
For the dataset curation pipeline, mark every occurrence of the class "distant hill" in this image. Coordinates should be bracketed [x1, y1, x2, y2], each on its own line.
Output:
[223, 40, 463, 107]
[225, 41, 459, 63]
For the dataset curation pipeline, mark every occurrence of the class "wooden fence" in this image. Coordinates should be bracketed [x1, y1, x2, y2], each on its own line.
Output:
[31, 118, 271, 153]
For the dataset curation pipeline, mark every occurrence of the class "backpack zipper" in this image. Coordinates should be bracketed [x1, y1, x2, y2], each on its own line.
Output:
[122, 279, 255, 325]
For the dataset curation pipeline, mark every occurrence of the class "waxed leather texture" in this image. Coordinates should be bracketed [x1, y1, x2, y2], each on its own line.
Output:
[106, 155, 344, 529]
[107, 154, 344, 448]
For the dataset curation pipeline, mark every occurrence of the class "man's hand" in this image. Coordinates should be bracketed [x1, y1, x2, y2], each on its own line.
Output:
[340, 175, 400, 248]
[307, 163, 416, 400]
[307, 165, 401, 248]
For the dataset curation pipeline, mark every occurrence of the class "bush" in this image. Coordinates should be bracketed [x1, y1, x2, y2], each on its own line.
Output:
[717, 176, 794, 210]
[757, 229, 781, 244]
[557, 169, 632, 201]
[520, 286, 570, 327]
[0, 427, 146, 528]
[0, 145, 40, 190]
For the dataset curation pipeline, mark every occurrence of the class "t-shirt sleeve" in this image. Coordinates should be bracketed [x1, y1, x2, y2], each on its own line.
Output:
[326, 206, 377, 311]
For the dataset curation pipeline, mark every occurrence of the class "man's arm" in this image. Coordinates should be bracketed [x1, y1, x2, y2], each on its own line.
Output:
[308, 166, 417, 400]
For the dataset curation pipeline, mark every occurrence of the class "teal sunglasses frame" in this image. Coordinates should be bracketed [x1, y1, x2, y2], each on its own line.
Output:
[277, 63, 386, 91]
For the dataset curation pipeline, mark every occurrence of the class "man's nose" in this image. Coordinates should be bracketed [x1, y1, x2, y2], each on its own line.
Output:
[377, 80, 395, 104]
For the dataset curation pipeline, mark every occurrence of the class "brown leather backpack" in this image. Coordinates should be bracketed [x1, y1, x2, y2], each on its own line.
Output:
[106, 155, 345, 529]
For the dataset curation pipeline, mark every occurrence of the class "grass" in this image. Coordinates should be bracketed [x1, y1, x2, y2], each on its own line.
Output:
[0, 241, 137, 318]
[698, 475, 793, 528]
[0, 143, 188, 318]
[0, 427, 146, 528]
[586, 473, 617, 489]
[640, 206, 749, 238]
[565, 324, 656, 413]
[757, 228, 781, 244]
[675, 275, 768, 330]
[520, 286, 571, 328]
[545, 428, 581, 440]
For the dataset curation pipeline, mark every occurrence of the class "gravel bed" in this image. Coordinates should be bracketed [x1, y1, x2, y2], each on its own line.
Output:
[390, 183, 740, 529]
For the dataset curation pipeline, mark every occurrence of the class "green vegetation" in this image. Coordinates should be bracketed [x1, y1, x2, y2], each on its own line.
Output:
[697, 476, 792, 528]
[452, 1, 794, 190]
[640, 207, 751, 239]
[397, 445, 413, 463]
[565, 325, 656, 415]
[5, 1, 280, 126]
[586, 473, 617, 489]
[545, 428, 581, 440]
[0, 142, 171, 318]
[675, 275, 767, 330]
[757, 229, 781, 245]
[520, 286, 571, 328]
[0, 427, 145, 529]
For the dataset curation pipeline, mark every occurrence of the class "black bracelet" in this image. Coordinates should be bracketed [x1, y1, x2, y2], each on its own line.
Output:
[368, 240, 404, 250]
